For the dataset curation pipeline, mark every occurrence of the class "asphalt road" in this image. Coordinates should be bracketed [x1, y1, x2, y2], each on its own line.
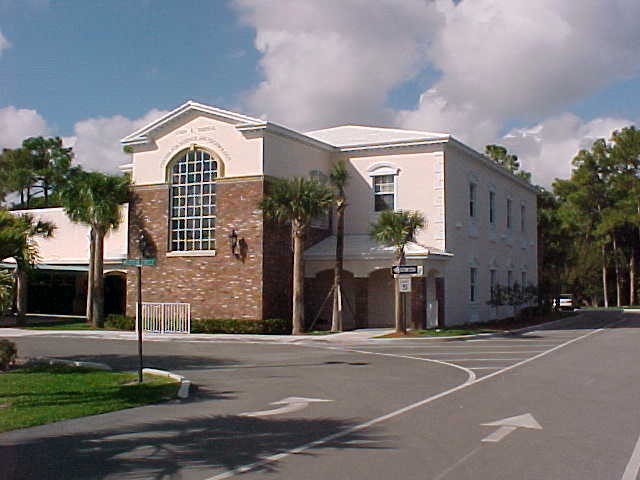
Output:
[1, 310, 639, 480]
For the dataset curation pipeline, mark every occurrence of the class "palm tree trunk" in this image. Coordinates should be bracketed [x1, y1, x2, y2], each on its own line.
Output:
[92, 229, 105, 328]
[613, 235, 622, 307]
[331, 203, 345, 332]
[86, 228, 95, 325]
[291, 222, 304, 335]
[602, 243, 609, 308]
[15, 266, 28, 326]
[395, 251, 406, 334]
[629, 253, 635, 306]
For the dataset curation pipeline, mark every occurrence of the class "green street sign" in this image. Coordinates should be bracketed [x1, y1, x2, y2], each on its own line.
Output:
[122, 258, 156, 267]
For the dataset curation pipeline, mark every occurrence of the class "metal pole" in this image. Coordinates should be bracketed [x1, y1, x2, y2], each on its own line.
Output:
[137, 265, 143, 383]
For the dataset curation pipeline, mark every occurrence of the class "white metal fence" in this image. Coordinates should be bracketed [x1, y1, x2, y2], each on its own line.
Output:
[136, 302, 191, 334]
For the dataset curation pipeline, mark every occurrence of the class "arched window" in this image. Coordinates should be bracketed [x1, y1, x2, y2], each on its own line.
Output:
[169, 148, 218, 252]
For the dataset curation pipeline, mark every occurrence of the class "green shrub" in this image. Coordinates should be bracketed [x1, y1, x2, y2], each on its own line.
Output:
[0, 270, 14, 316]
[0, 339, 17, 370]
[105, 314, 135, 331]
[191, 318, 291, 334]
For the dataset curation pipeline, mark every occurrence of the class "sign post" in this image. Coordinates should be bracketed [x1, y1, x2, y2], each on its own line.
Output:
[122, 257, 156, 382]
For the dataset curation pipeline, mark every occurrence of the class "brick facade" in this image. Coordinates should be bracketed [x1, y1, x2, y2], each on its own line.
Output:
[126, 176, 329, 321]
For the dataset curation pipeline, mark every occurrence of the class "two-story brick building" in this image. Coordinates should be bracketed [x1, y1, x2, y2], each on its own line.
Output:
[118, 100, 538, 328]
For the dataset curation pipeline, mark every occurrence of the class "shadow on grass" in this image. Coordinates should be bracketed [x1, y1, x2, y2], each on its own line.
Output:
[1, 414, 389, 479]
[50, 353, 239, 372]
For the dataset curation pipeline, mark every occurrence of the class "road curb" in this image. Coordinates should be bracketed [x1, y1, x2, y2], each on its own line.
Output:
[142, 367, 191, 399]
[22, 356, 112, 371]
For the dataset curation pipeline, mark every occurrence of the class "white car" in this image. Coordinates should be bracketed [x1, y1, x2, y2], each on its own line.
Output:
[555, 294, 574, 311]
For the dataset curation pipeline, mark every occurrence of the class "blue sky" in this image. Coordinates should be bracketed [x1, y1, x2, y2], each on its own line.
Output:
[1, 1, 640, 185]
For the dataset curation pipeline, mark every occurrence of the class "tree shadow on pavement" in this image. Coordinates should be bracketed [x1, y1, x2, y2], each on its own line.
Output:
[1, 415, 389, 480]
[56, 353, 239, 372]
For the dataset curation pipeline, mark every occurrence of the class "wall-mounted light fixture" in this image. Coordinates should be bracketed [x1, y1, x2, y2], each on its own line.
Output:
[229, 229, 239, 257]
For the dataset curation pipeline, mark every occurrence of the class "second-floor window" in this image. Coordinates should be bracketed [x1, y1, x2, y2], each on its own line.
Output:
[522, 271, 527, 287]
[506, 198, 512, 229]
[489, 191, 496, 225]
[521, 204, 526, 232]
[507, 270, 513, 291]
[373, 174, 395, 211]
[469, 182, 477, 218]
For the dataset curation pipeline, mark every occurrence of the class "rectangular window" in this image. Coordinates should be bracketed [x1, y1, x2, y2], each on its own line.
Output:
[470, 267, 478, 302]
[490, 269, 497, 300]
[506, 198, 512, 229]
[521, 271, 527, 288]
[469, 182, 477, 217]
[507, 270, 513, 291]
[373, 175, 395, 212]
[520, 204, 526, 232]
[489, 191, 495, 224]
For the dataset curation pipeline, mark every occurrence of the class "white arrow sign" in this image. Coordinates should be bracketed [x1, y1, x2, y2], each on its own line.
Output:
[239, 397, 332, 418]
[481, 413, 542, 443]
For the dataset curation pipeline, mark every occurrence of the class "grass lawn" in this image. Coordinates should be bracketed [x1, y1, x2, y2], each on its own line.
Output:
[0, 364, 179, 432]
[377, 311, 578, 338]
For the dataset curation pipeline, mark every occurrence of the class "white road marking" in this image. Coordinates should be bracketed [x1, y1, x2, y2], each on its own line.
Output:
[411, 351, 545, 355]
[238, 397, 332, 418]
[621, 431, 640, 480]
[481, 413, 542, 443]
[205, 317, 622, 480]
[432, 358, 524, 362]
[469, 367, 503, 370]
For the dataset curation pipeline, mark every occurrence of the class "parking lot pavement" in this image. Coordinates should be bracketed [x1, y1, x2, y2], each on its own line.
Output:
[1, 311, 633, 480]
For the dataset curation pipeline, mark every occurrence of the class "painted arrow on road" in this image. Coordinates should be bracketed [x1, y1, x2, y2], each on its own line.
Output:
[481, 413, 542, 443]
[239, 397, 332, 418]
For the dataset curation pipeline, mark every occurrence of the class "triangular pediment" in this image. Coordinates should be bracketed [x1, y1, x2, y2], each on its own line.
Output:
[121, 101, 265, 146]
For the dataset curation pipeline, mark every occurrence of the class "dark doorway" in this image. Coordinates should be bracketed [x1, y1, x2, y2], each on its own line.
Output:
[105, 273, 127, 315]
[435, 277, 445, 327]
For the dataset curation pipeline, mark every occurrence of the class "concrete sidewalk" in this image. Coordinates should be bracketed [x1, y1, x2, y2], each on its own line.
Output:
[0, 327, 394, 345]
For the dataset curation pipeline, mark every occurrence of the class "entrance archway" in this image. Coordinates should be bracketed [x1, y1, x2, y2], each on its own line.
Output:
[104, 271, 127, 315]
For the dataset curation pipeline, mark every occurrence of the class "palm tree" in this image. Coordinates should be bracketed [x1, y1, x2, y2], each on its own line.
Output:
[260, 177, 334, 335]
[0, 210, 55, 325]
[61, 170, 129, 328]
[329, 159, 349, 332]
[370, 210, 425, 334]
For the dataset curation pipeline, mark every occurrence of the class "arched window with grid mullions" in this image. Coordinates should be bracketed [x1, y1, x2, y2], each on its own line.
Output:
[169, 148, 218, 252]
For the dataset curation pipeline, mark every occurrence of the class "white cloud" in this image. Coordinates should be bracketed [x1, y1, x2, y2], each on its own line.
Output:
[0, 30, 10, 56]
[233, 0, 443, 130]
[0, 106, 49, 148]
[236, 1, 640, 183]
[400, 0, 640, 146]
[501, 113, 633, 187]
[0, 105, 167, 174]
[70, 109, 168, 173]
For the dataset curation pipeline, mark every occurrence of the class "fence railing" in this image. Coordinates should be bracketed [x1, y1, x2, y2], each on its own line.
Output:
[136, 302, 191, 334]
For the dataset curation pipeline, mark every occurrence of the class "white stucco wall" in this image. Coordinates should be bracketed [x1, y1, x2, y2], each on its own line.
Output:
[8, 206, 128, 266]
[130, 111, 263, 185]
[263, 131, 333, 179]
[443, 143, 538, 326]
[341, 145, 446, 250]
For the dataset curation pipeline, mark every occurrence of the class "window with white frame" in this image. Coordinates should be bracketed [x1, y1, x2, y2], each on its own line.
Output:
[490, 269, 497, 300]
[469, 182, 477, 218]
[373, 174, 395, 211]
[470, 267, 478, 302]
[169, 148, 217, 252]
[489, 190, 496, 225]
[520, 203, 526, 232]
[506, 198, 512, 229]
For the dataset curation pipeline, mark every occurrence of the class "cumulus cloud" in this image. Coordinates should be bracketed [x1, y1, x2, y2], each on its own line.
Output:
[69, 109, 168, 173]
[0, 106, 50, 148]
[233, 0, 443, 130]
[0, 105, 167, 174]
[501, 113, 633, 187]
[237, 1, 640, 181]
[0, 30, 9, 56]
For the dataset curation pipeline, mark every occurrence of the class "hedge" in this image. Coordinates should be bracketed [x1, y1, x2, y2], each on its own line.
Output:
[191, 318, 291, 335]
[105, 314, 135, 331]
